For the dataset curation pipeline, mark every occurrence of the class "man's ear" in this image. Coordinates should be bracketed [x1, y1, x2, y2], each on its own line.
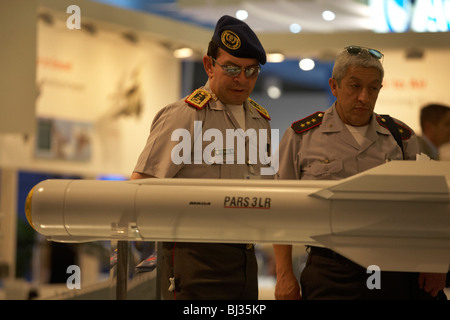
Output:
[329, 78, 338, 97]
[203, 55, 213, 77]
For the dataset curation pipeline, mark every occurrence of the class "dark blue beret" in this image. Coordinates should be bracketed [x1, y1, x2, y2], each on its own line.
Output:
[212, 15, 266, 65]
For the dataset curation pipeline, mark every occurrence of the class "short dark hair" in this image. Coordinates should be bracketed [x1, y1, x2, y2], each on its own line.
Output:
[420, 103, 450, 130]
[207, 41, 220, 59]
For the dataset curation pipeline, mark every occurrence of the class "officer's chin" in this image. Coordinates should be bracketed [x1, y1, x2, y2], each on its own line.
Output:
[228, 93, 249, 105]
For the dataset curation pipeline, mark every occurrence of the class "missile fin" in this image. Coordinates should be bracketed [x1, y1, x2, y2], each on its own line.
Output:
[313, 234, 450, 273]
[311, 174, 449, 201]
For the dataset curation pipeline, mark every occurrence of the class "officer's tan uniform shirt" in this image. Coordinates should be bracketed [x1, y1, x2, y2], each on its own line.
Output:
[278, 103, 419, 181]
[134, 81, 273, 180]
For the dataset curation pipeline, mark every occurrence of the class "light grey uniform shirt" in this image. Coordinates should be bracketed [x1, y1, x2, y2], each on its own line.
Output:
[134, 81, 273, 180]
[278, 103, 419, 181]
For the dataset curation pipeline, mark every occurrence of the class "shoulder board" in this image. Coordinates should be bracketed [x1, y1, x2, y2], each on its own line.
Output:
[376, 115, 412, 140]
[185, 89, 212, 110]
[291, 111, 324, 134]
[248, 98, 270, 120]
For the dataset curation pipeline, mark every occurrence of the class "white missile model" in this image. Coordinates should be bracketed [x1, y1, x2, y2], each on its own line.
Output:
[25, 160, 450, 273]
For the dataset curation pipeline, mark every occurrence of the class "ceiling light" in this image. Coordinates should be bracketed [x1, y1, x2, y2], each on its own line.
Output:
[299, 58, 315, 71]
[236, 10, 248, 20]
[322, 10, 336, 21]
[289, 23, 302, 33]
[267, 86, 282, 99]
[173, 47, 193, 59]
[267, 53, 285, 63]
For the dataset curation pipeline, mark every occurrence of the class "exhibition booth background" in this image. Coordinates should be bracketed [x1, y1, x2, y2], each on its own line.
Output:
[1, 0, 450, 299]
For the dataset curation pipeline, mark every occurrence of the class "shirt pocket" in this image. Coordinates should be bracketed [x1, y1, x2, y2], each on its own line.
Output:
[303, 160, 343, 179]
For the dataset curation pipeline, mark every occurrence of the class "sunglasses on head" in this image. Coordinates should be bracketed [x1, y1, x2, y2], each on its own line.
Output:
[210, 57, 261, 79]
[345, 46, 384, 60]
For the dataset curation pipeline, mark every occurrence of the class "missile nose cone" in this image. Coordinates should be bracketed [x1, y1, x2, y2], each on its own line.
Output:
[25, 186, 36, 230]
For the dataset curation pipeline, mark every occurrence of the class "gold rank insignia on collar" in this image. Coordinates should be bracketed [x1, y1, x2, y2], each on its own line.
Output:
[291, 111, 324, 134]
[248, 98, 270, 120]
[185, 89, 212, 110]
[376, 115, 412, 140]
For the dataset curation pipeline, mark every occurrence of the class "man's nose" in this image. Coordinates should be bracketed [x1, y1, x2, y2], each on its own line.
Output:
[358, 87, 370, 103]
[233, 69, 248, 82]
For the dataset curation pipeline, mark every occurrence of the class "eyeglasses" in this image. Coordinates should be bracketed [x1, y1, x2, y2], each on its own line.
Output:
[345, 46, 384, 60]
[210, 57, 261, 79]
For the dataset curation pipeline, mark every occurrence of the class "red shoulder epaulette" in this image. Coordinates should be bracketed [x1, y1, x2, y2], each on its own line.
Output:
[248, 98, 270, 120]
[291, 111, 324, 134]
[376, 115, 412, 140]
[185, 89, 212, 110]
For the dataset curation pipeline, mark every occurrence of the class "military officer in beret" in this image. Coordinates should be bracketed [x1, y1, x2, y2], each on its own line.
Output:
[131, 15, 272, 299]
[273, 46, 447, 300]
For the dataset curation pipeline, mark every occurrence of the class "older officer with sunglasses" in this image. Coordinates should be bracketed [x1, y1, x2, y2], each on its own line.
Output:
[131, 15, 272, 300]
[273, 46, 447, 300]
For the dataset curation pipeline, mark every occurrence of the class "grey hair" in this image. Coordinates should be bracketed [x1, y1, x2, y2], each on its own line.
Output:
[332, 49, 384, 85]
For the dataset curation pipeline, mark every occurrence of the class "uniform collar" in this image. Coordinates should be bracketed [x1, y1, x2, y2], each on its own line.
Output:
[319, 103, 344, 133]
[202, 80, 224, 110]
[320, 103, 391, 137]
[202, 80, 261, 119]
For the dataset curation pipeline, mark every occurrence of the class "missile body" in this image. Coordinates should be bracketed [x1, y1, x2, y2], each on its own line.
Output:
[26, 161, 450, 273]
